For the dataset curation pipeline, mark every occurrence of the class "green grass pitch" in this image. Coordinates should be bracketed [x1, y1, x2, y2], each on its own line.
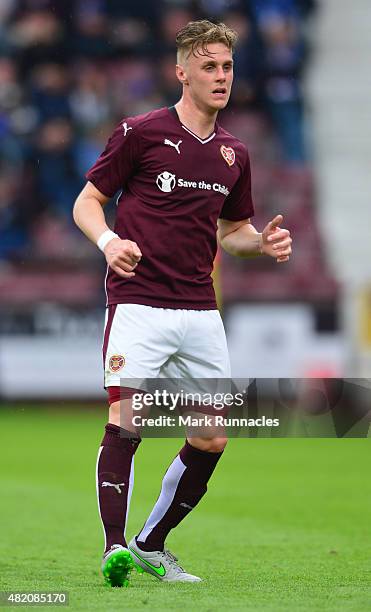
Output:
[0, 406, 370, 611]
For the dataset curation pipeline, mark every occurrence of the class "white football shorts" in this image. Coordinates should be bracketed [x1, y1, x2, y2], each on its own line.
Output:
[103, 303, 231, 389]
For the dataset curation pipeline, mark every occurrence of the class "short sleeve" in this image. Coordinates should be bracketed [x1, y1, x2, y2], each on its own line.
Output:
[85, 119, 141, 198]
[219, 148, 254, 221]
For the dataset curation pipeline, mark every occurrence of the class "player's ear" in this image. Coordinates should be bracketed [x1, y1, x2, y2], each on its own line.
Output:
[176, 64, 189, 86]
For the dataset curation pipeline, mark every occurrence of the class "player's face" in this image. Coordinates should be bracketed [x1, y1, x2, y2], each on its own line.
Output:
[179, 42, 234, 112]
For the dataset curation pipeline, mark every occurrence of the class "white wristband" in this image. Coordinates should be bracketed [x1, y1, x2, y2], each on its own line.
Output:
[97, 230, 119, 252]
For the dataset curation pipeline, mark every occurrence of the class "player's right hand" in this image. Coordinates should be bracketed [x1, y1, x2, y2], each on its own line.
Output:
[104, 238, 142, 278]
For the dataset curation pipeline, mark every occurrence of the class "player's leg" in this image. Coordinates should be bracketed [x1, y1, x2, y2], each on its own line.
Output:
[129, 310, 230, 581]
[97, 304, 182, 585]
[97, 397, 141, 586]
[129, 434, 225, 581]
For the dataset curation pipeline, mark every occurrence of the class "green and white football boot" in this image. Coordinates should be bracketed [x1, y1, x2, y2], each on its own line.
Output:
[101, 544, 133, 587]
[128, 538, 201, 582]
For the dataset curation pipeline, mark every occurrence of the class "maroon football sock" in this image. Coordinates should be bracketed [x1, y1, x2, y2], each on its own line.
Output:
[96, 423, 141, 553]
[136, 440, 223, 552]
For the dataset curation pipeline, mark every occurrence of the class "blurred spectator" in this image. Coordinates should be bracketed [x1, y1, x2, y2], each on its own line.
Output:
[259, 9, 308, 163]
[157, 52, 182, 106]
[31, 117, 83, 219]
[0, 169, 28, 259]
[0, 56, 22, 114]
[8, 10, 68, 75]
[72, 0, 110, 59]
[109, 17, 152, 57]
[106, 0, 159, 22]
[223, 10, 263, 109]
[0, 1, 17, 51]
[73, 123, 115, 179]
[252, 0, 299, 21]
[29, 62, 71, 122]
[0, 153, 42, 260]
[0, 0, 16, 23]
[69, 60, 111, 131]
[160, 6, 195, 51]
[199, 0, 245, 18]
[108, 58, 159, 116]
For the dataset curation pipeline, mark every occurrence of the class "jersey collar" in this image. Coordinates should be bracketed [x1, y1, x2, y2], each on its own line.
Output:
[168, 106, 217, 145]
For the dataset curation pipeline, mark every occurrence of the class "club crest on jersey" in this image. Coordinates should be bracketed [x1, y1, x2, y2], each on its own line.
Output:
[109, 354, 125, 372]
[220, 145, 235, 167]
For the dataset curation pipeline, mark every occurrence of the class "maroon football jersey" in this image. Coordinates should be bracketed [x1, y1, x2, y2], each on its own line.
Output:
[86, 106, 254, 309]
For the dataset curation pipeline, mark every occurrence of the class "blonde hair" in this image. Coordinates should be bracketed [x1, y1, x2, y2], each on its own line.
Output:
[176, 20, 238, 64]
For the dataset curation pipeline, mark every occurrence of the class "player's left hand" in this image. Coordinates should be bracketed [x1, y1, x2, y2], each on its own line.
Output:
[261, 214, 292, 263]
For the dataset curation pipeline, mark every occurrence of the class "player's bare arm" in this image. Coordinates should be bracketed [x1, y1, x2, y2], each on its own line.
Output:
[217, 214, 292, 263]
[73, 181, 142, 278]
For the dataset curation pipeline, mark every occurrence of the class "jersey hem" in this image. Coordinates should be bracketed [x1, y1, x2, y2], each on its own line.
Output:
[106, 297, 218, 310]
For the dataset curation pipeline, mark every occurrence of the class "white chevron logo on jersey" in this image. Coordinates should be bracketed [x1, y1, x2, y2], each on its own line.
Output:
[164, 138, 182, 154]
[122, 122, 132, 136]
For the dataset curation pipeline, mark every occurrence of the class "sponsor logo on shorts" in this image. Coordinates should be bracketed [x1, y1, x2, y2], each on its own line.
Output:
[220, 145, 235, 166]
[155, 170, 230, 196]
[109, 354, 125, 372]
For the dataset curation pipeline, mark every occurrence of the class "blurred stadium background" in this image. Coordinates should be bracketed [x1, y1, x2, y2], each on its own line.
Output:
[0, 0, 370, 401]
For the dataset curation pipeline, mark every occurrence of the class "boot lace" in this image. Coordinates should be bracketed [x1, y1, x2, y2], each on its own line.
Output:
[162, 549, 185, 573]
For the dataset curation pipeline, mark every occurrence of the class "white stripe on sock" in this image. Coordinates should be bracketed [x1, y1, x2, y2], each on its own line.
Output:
[137, 454, 186, 543]
[124, 456, 134, 537]
[95, 445, 107, 551]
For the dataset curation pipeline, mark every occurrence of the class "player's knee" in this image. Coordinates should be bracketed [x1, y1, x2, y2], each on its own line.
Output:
[207, 437, 228, 453]
[108, 399, 139, 434]
[190, 436, 228, 453]
[108, 401, 121, 426]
